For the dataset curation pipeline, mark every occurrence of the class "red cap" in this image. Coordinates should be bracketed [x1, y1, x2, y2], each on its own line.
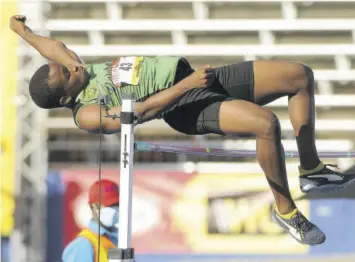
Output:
[88, 179, 119, 206]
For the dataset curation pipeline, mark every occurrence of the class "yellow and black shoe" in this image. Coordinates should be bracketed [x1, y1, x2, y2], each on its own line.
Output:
[299, 163, 355, 193]
[272, 208, 326, 246]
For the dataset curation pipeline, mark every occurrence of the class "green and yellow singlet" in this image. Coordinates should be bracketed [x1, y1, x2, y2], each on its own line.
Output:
[73, 56, 185, 126]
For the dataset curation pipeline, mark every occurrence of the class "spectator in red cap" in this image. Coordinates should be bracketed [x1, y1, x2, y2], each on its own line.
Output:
[62, 179, 120, 262]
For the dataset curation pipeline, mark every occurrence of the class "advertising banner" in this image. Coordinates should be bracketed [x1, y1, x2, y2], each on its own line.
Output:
[61, 169, 309, 255]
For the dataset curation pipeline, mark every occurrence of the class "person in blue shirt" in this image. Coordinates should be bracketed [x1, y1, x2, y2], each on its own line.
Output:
[62, 179, 119, 262]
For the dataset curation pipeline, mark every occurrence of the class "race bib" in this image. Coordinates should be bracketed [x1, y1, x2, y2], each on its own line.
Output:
[111, 56, 143, 88]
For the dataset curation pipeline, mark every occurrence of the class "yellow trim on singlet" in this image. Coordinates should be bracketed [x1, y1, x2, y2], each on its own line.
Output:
[73, 103, 85, 129]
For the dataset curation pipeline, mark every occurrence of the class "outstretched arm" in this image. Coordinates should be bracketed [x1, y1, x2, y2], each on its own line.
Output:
[10, 15, 81, 66]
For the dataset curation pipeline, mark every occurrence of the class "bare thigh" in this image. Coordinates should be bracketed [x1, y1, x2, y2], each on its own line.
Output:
[253, 60, 309, 106]
[219, 99, 278, 138]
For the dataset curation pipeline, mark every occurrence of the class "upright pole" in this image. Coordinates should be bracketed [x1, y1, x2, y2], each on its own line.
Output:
[108, 93, 135, 262]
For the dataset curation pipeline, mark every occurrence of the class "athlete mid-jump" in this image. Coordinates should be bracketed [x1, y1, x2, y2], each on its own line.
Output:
[11, 15, 355, 246]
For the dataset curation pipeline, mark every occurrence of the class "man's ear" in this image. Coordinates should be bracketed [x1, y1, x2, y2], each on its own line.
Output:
[59, 96, 72, 106]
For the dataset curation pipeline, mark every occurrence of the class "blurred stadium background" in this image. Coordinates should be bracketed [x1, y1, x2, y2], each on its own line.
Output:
[1, 0, 355, 261]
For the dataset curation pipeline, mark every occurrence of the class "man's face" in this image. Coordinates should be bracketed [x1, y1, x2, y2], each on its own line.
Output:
[47, 62, 90, 99]
[91, 202, 119, 217]
[91, 202, 119, 230]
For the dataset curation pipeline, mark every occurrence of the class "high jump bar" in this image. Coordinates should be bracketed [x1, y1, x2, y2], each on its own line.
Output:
[134, 142, 355, 158]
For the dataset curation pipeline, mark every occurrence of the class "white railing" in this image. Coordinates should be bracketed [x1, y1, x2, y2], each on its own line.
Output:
[47, 0, 355, 3]
[44, 19, 355, 32]
[16, 61, 355, 82]
[50, 45, 355, 57]
[20, 44, 355, 58]
[267, 95, 355, 108]
[47, 118, 355, 132]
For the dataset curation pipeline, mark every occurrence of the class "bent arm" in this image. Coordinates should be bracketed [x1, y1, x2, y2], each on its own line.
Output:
[16, 25, 81, 66]
[77, 78, 194, 134]
[132, 78, 193, 122]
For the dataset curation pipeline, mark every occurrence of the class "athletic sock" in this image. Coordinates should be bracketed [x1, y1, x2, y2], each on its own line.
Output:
[277, 207, 298, 219]
[298, 162, 324, 176]
[296, 126, 321, 170]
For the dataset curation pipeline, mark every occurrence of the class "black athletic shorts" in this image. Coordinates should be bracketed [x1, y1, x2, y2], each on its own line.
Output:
[162, 59, 255, 135]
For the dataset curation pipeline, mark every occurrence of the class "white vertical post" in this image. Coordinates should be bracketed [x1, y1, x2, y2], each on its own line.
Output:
[108, 93, 135, 262]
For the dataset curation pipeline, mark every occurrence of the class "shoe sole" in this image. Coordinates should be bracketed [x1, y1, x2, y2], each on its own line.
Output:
[301, 178, 355, 194]
[271, 211, 325, 246]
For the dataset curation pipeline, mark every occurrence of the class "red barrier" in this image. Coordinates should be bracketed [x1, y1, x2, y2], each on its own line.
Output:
[61, 169, 194, 253]
[61, 169, 308, 254]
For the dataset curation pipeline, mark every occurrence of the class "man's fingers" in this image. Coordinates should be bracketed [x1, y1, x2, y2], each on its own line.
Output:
[206, 68, 215, 74]
[205, 72, 215, 79]
[204, 67, 215, 74]
[14, 15, 26, 22]
[200, 64, 215, 69]
[196, 65, 215, 75]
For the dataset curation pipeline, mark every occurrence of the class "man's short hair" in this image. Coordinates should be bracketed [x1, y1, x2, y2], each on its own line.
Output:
[29, 64, 63, 109]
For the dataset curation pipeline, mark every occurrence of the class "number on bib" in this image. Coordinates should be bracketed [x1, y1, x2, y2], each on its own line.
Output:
[111, 56, 143, 88]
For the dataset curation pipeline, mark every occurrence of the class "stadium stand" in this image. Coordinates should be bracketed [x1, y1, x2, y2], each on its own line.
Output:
[24, 0, 355, 163]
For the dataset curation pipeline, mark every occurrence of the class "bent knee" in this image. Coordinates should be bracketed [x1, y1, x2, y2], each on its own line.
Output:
[258, 111, 281, 140]
[253, 60, 314, 94]
[287, 63, 314, 92]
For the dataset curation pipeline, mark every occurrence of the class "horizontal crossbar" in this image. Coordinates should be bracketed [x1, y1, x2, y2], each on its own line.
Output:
[135, 141, 355, 158]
